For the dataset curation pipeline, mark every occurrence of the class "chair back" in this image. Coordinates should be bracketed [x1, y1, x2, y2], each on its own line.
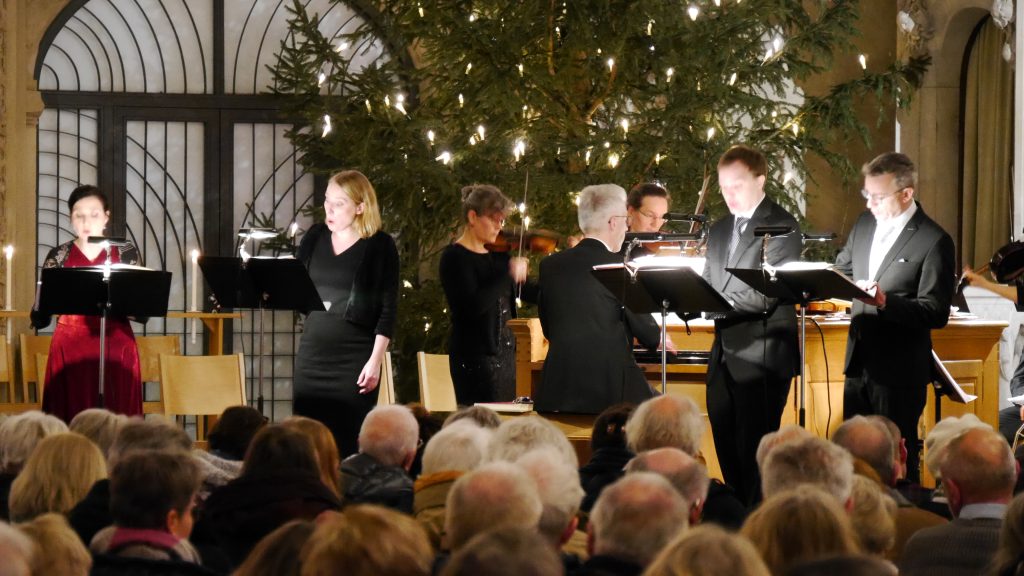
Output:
[159, 353, 247, 440]
[377, 351, 396, 406]
[136, 335, 181, 414]
[0, 339, 12, 407]
[18, 334, 51, 406]
[416, 352, 457, 413]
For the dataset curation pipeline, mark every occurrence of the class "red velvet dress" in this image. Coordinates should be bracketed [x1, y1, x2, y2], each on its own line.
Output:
[41, 243, 142, 421]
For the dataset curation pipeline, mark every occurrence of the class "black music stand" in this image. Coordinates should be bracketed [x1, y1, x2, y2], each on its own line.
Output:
[727, 266, 871, 428]
[199, 256, 325, 412]
[593, 264, 733, 394]
[930, 349, 976, 423]
[37, 265, 171, 408]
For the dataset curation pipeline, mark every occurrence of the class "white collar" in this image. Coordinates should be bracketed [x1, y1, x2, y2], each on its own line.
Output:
[875, 201, 917, 233]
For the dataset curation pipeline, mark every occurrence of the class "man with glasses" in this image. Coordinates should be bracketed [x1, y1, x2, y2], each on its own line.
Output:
[702, 144, 801, 505]
[535, 184, 661, 413]
[834, 151, 955, 483]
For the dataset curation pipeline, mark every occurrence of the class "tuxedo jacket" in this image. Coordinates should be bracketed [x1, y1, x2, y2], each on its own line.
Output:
[702, 197, 801, 384]
[834, 204, 955, 388]
[536, 238, 660, 413]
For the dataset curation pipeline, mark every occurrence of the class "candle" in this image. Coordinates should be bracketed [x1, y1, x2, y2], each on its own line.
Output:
[190, 249, 199, 345]
[4, 245, 12, 311]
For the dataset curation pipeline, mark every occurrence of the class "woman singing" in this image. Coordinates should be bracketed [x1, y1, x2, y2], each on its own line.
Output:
[33, 185, 142, 422]
[440, 184, 534, 406]
[293, 170, 399, 457]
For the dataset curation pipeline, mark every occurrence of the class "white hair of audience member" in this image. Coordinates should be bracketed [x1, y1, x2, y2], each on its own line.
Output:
[0, 411, 68, 473]
[923, 413, 992, 480]
[831, 416, 896, 485]
[69, 408, 128, 460]
[625, 447, 710, 511]
[0, 520, 34, 576]
[358, 404, 420, 468]
[444, 461, 543, 551]
[422, 420, 492, 476]
[589, 472, 689, 567]
[515, 447, 586, 546]
[624, 395, 705, 456]
[761, 436, 854, 504]
[578, 184, 627, 235]
[106, 418, 191, 467]
[755, 424, 813, 471]
[487, 415, 576, 465]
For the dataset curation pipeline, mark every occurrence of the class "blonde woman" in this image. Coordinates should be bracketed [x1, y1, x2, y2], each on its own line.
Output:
[8, 433, 106, 522]
[293, 170, 399, 458]
[281, 416, 342, 497]
[644, 524, 770, 576]
[17, 513, 91, 576]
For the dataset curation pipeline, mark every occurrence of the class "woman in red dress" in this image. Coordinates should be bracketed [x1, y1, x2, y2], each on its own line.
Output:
[32, 185, 142, 421]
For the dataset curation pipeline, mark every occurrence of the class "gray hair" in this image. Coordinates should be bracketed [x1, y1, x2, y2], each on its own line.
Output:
[359, 405, 420, 468]
[444, 461, 543, 551]
[626, 447, 709, 508]
[69, 409, 128, 460]
[108, 418, 191, 467]
[761, 436, 854, 503]
[515, 447, 585, 545]
[625, 395, 704, 455]
[862, 151, 917, 190]
[923, 414, 991, 480]
[578, 184, 627, 235]
[590, 472, 689, 565]
[755, 424, 812, 472]
[488, 415, 576, 465]
[422, 421, 492, 475]
[0, 411, 68, 473]
[831, 416, 895, 485]
[941, 427, 1016, 502]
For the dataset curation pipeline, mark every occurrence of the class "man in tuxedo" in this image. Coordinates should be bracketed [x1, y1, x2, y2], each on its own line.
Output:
[834, 152, 955, 483]
[536, 184, 661, 414]
[702, 144, 801, 505]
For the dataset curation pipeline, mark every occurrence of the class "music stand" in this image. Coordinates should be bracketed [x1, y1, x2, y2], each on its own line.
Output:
[593, 264, 733, 394]
[199, 256, 325, 412]
[727, 265, 872, 428]
[930, 349, 976, 423]
[37, 265, 171, 408]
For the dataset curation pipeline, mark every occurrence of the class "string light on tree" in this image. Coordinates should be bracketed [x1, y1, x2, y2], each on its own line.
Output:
[426, 130, 435, 144]
[513, 139, 526, 162]
[465, 62, 473, 74]
[436, 150, 452, 164]
[321, 114, 332, 137]
[394, 93, 407, 114]
[606, 57, 615, 71]
[858, 54, 868, 69]
[729, 72, 738, 85]
[620, 118, 629, 135]
[458, 93, 464, 108]
[688, 5, 699, 20]
[334, 41, 349, 52]
[476, 124, 486, 141]
[608, 152, 620, 168]
[706, 127, 715, 141]
[364, 99, 372, 113]
[317, 72, 326, 86]
[666, 67, 674, 81]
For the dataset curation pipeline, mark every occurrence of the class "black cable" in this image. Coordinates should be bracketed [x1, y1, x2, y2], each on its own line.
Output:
[809, 317, 831, 437]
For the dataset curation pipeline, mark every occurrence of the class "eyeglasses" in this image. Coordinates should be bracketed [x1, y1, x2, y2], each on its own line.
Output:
[484, 213, 506, 227]
[638, 210, 666, 223]
[608, 214, 633, 226]
[861, 187, 908, 203]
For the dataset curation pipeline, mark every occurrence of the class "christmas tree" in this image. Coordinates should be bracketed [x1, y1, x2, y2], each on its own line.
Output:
[271, 0, 927, 394]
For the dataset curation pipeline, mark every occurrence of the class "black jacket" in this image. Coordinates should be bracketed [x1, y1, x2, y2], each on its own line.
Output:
[90, 554, 222, 576]
[578, 446, 634, 513]
[340, 452, 414, 514]
[297, 224, 400, 338]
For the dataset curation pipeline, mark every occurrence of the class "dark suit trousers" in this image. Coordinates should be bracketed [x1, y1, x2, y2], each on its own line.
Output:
[707, 344, 790, 506]
[844, 373, 927, 483]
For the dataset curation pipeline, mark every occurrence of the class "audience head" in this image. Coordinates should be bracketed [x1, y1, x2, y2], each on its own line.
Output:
[444, 405, 502, 430]
[325, 170, 381, 238]
[243, 425, 321, 478]
[68, 409, 127, 460]
[17, 513, 91, 576]
[281, 416, 341, 496]
[444, 461, 543, 551]
[625, 395, 704, 455]
[207, 405, 268, 460]
[9, 432, 106, 522]
[645, 525, 771, 576]
[0, 411, 67, 474]
[755, 424, 813, 471]
[233, 520, 314, 576]
[762, 436, 854, 505]
[847, 475, 897, 557]
[441, 526, 564, 576]
[301, 504, 433, 576]
[832, 416, 897, 487]
[0, 520, 33, 576]
[422, 420, 492, 476]
[626, 447, 709, 525]
[939, 426, 1016, 516]
[783, 555, 897, 576]
[488, 415, 576, 465]
[923, 413, 991, 481]
[591, 403, 634, 452]
[740, 487, 861, 575]
[107, 417, 192, 466]
[516, 447, 585, 546]
[589, 472, 689, 567]
[110, 450, 202, 539]
[359, 405, 420, 470]
[866, 415, 907, 480]
[991, 492, 1024, 576]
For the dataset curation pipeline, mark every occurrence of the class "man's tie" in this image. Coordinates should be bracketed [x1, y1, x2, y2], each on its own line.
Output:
[728, 216, 749, 262]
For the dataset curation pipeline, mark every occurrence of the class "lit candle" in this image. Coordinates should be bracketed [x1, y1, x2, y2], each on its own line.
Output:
[4, 245, 12, 311]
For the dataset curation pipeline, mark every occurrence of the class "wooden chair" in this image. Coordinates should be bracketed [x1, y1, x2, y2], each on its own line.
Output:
[135, 335, 181, 414]
[376, 351, 396, 406]
[159, 353, 246, 441]
[416, 352, 457, 413]
[0, 339, 14, 408]
[18, 334, 51, 407]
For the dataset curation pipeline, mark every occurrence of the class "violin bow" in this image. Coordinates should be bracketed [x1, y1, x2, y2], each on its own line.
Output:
[515, 169, 530, 307]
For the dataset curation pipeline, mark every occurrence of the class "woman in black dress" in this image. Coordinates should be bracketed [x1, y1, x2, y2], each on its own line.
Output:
[294, 170, 399, 457]
[439, 184, 533, 405]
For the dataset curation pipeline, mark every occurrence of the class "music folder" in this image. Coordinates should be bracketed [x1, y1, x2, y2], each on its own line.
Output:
[199, 256, 325, 312]
[37, 265, 171, 318]
[932, 350, 976, 404]
[592, 263, 733, 316]
[726, 264, 872, 304]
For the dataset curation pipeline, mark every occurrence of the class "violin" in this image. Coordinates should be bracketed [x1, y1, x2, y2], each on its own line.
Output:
[990, 240, 1024, 283]
[485, 227, 561, 255]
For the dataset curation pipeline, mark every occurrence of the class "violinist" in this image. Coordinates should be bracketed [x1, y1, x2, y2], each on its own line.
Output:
[439, 184, 537, 405]
[627, 182, 671, 233]
[962, 263, 1024, 445]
